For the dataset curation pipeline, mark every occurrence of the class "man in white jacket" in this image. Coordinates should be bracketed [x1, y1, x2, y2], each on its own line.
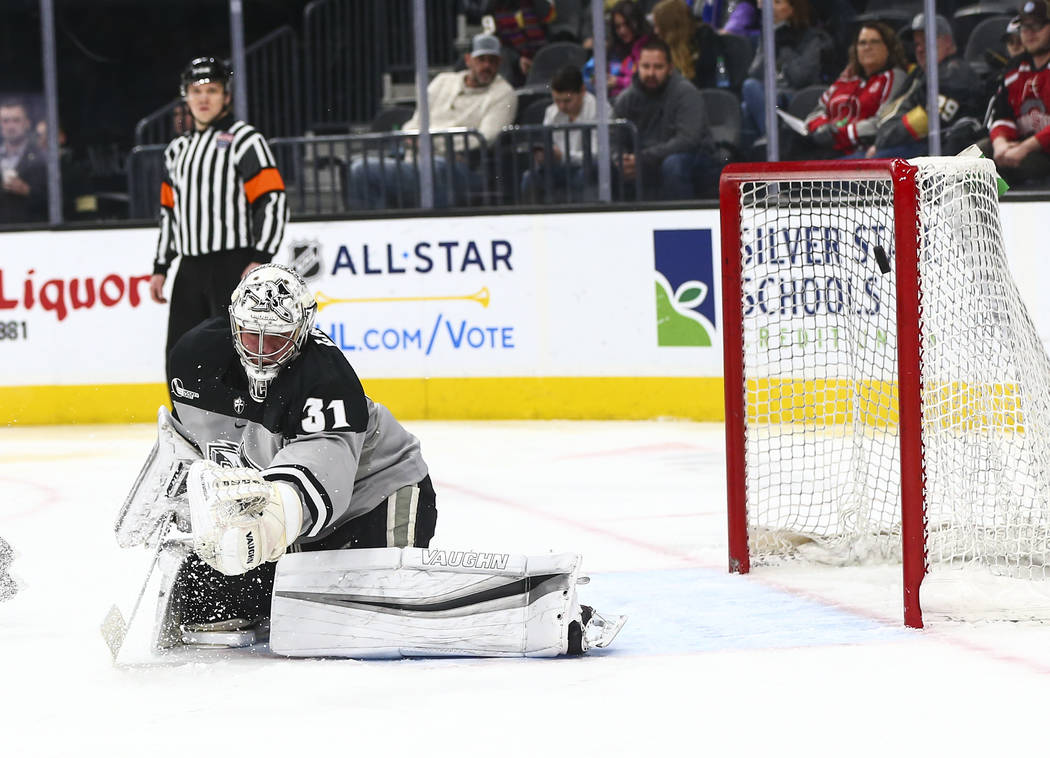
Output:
[348, 33, 518, 209]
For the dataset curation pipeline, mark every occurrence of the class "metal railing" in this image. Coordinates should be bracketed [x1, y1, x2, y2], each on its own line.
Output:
[134, 26, 301, 146]
[133, 100, 184, 148]
[127, 129, 492, 220]
[303, 0, 459, 132]
[495, 121, 642, 204]
[244, 26, 302, 138]
[126, 144, 166, 219]
[382, 0, 460, 74]
[303, 0, 383, 131]
[271, 128, 491, 214]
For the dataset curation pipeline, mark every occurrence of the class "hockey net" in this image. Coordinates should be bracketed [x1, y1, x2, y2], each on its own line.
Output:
[720, 157, 1050, 626]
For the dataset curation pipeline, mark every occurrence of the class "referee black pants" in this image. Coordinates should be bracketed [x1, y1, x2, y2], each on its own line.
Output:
[164, 249, 258, 369]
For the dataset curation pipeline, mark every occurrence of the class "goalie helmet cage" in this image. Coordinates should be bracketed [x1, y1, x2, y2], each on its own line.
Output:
[720, 158, 1050, 628]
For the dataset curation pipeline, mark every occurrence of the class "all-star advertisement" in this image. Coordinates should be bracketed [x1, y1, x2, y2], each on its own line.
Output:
[0, 208, 727, 424]
[280, 212, 725, 379]
[280, 219, 529, 379]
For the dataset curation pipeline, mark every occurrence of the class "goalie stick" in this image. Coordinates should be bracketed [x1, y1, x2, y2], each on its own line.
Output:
[101, 512, 177, 661]
[104, 407, 205, 661]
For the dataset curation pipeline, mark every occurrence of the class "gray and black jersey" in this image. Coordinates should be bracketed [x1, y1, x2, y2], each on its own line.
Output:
[872, 54, 984, 151]
[154, 113, 288, 275]
[167, 316, 429, 547]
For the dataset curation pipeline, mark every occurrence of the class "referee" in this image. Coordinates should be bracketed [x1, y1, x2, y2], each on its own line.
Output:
[148, 56, 288, 364]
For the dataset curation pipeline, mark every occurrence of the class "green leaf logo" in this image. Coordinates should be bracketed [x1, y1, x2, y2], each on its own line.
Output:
[656, 273, 712, 347]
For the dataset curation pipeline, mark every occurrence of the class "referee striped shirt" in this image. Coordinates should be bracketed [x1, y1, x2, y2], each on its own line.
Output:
[153, 113, 287, 275]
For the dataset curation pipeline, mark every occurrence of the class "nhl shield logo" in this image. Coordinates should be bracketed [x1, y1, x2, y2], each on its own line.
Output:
[289, 239, 322, 280]
[234, 397, 246, 414]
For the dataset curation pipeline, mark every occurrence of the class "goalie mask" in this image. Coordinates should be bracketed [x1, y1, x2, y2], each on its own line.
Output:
[229, 264, 317, 402]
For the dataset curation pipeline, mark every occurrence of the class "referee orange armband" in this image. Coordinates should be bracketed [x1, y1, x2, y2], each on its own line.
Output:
[244, 168, 285, 204]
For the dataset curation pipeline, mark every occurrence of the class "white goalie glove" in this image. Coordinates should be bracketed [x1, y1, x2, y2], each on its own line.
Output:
[187, 460, 304, 576]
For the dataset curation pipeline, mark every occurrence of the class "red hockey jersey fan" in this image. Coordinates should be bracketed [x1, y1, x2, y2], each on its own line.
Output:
[988, 53, 1050, 149]
[806, 68, 904, 152]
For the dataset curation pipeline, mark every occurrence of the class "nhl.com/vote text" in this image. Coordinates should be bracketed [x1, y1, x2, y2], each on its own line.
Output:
[320, 312, 515, 354]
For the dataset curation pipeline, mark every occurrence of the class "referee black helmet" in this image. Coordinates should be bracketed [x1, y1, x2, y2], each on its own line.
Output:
[180, 57, 232, 96]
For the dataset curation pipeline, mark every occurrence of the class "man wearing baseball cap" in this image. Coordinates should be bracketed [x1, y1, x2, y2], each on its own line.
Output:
[347, 32, 517, 208]
[1003, 16, 1024, 59]
[979, 0, 1050, 185]
[866, 13, 982, 158]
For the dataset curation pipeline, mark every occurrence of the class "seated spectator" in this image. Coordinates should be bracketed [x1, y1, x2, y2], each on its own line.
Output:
[612, 37, 716, 199]
[35, 120, 93, 219]
[487, 0, 556, 87]
[739, 0, 831, 144]
[586, 0, 652, 98]
[347, 34, 517, 209]
[651, 0, 735, 91]
[1004, 16, 1024, 58]
[800, 22, 907, 158]
[978, 0, 1050, 187]
[721, 0, 761, 39]
[977, 16, 1023, 101]
[0, 98, 47, 224]
[865, 14, 983, 159]
[521, 65, 599, 202]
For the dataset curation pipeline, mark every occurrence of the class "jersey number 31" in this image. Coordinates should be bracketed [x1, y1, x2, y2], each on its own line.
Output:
[302, 397, 351, 432]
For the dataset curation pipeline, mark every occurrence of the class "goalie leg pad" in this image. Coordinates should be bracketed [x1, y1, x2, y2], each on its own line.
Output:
[115, 407, 201, 548]
[270, 547, 585, 658]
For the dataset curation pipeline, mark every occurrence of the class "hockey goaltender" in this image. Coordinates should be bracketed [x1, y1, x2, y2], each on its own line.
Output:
[109, 264, 624, 658]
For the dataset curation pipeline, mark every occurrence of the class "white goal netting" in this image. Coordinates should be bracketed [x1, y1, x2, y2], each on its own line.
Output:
[731, 158, 1050, 607]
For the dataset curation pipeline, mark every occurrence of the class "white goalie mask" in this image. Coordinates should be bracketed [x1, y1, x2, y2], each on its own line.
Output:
[229, 264, 317, 402]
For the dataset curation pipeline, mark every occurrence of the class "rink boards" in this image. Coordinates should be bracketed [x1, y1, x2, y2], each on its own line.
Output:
[0, 202, 1047, 423]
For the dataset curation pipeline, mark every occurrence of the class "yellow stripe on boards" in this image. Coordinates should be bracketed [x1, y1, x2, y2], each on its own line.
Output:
[0, 384, 171, 425]
[1, 378, 1028, 429]
[744, 379, 1026, 431]
[0, 378, 726, 425]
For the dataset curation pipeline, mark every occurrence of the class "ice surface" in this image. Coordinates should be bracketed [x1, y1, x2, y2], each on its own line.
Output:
[2, 420, 1050, 756]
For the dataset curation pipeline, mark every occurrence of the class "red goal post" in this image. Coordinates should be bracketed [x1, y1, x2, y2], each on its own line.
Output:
[719, 158, 1050, 628]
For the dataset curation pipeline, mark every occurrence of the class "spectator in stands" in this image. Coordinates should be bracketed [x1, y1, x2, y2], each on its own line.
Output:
[979, 0, 1050, 187]
[800, 22, 907, 157]
[1004, 16, 1024, 58]
[865, 14, 983, 159]
[0, 98, 47, 225]
[521, 64, 599, 202]
[172, 102, 191, 136]
[982, 16, 1023, 89]
[721, 0, 761, 39]
[613, 37, 715, 199]
[35, 119, 92, 220]
[651, 0, 733, 91]
[347, 33, 517, 210]
[487, 0, 556, 87]
[739, 0, 831, 145]
[587, 0, 652, 98]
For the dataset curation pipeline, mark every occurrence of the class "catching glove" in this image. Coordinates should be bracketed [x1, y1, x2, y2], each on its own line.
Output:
[188, 460, 304, 575]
